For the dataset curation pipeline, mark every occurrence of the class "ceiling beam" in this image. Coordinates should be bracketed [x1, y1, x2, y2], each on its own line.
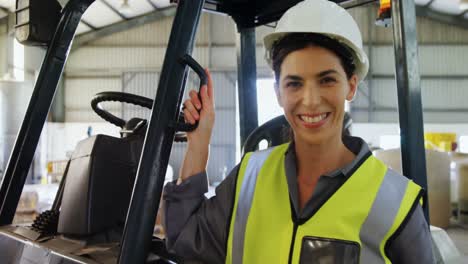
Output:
[353, 106, 468, 113]
[0, 5, 10, 22]
[100, 0, 128, 20]
[0, 15, 8, 25]
[457, 9, 468, 19]
[146, 0, 159, 10]
[72, 4, 468, 51]
[0, 6, 9, 13]
[80, 19, 97, 30]
[424, 0, 436, 8]
[416, 6, 468, 29]
[340, 0, 377, 9]
[73, 7, 176, 50]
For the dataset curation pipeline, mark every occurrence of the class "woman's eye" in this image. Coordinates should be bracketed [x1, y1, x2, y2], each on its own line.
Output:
[320, 77, 337, 85]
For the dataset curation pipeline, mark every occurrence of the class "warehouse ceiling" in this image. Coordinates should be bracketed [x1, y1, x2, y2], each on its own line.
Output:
[0, 0, 175, 32]
[0, 0, 467, 38]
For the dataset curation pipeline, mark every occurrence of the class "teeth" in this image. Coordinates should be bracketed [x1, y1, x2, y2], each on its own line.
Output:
[301, 114, 327, 123]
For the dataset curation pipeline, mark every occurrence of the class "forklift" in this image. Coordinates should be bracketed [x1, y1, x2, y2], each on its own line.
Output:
[0, 0, 463, 263]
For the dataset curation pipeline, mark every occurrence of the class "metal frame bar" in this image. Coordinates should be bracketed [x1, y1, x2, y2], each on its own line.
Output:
[0, 15, 7, 25]
[73, 7, 176, 50]
[50, 76, 66, 122]
[458, 9, 468, 18]
[0, 6, 10, 14]
[0, 0, 95, 225]
[424, 0, 436, 8]
[391, 0, 429, 222]
[80, 19, 97, 30]
[372, 74, 468, 80]
[353, 107, 468, 113]
[100, 0, 128, 20]
[339, 0, 377, 9]
[117, 0, 205, 262]
[236, 27, 258, 149]
[146, 0, 159, 10]
[366, 6, 375, 122]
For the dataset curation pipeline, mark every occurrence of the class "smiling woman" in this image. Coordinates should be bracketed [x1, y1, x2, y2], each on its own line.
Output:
[272, 36, 358, 148]
[272, 40, 359, 209]
[162, 0, 434, 263]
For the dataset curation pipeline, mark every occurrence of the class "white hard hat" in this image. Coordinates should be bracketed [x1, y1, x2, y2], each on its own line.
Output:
[263, 0, 369, 81]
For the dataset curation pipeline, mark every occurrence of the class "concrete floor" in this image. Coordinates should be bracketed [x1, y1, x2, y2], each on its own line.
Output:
[446, 225, 468, 255]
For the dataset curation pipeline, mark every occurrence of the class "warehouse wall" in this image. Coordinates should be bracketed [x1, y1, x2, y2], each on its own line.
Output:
[0, 21, 7, 77]
[353, 123, 468, 150]
[0, 15, 47, 182]
[61, 7, 468, 180]
[352, 45, 468, 123]
[348, 5, 468, 123]
[347, 5, 468, 44]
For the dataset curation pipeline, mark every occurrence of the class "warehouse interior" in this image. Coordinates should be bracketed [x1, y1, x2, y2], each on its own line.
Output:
[0, 0, 468, 263]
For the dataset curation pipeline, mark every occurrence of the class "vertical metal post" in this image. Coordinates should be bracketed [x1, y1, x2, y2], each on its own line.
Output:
[367, 6, 374, 122]
[118, 0, 204, 263]
[51, 76, 66, 122]
[236, 27, 258, 149]
[0, 0, 94, 225]
[391, 0, 429, 222]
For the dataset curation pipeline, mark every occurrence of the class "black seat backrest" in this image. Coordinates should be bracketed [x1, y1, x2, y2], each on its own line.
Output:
[243, 113, 353, 153]
[243, 115, 290, 153]
[58, 132, 144, 237]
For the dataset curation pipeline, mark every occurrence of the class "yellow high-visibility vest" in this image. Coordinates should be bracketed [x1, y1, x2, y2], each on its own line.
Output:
[226, 143, 422, 264]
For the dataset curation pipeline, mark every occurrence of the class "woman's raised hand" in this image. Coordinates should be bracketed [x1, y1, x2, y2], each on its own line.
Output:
[178, 69, 215, 183]
[182, 68, 215, 146]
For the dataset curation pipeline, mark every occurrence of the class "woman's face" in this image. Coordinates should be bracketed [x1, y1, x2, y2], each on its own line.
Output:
[275, 45, 358, 146]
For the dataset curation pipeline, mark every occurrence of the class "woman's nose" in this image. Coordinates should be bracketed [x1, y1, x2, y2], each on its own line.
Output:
[301, 85, 321, 107]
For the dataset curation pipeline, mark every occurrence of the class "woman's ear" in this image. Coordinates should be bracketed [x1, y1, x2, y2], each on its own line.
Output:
[346, 75, 358, 101]
[274, 82, 283, 107]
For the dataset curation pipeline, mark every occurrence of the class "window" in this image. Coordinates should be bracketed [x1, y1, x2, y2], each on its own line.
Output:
[257, 79, 283, 125]
[379, 135, 401, 150]
[459, 136, 468, 153]
[13, 39, 24, 81]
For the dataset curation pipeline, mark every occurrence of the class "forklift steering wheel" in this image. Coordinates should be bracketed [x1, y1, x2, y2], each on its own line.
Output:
[91, 92, 153, 128]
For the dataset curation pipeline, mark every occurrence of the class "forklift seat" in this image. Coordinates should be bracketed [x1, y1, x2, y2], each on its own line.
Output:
[58, 119, 146, 238]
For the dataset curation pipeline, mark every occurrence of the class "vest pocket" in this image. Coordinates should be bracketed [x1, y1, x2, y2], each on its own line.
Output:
[299, 236, 360, 264]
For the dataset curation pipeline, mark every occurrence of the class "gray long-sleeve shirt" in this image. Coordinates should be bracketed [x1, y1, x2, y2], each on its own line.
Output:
[163, 136, 434, 263]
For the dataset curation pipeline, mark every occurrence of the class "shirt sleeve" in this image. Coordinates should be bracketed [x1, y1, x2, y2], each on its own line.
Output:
[386, 204, 435, 264]
[162, 165, 240, 263]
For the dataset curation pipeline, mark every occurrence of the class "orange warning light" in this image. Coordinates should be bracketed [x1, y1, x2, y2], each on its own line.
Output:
[376, 0, 392, 27]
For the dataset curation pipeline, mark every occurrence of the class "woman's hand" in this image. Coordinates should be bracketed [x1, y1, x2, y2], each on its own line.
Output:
[183, 69, 215, 147]
[178, 69, 215, 184]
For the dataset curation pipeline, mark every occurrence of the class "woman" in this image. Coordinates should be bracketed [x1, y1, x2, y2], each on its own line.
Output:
[163, 0, 434, 263]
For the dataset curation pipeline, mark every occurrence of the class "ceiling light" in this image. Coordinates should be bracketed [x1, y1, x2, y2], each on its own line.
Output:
[119, 0, 132, 15]
[460, 0, 468, 11]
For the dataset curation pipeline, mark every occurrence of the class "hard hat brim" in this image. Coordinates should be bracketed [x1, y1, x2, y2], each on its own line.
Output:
[263, 32, 369, 82]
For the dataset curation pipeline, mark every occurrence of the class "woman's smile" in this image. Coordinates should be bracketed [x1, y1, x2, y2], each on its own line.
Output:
[297, 112, 330, 129]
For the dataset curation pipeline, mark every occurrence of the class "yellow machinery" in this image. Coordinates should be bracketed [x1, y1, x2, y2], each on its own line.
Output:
[424, 132, 457, 152]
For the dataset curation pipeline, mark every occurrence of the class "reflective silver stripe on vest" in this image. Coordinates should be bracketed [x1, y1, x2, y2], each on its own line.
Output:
[232, 148, 274, 264]
[359, 168, 409, 264]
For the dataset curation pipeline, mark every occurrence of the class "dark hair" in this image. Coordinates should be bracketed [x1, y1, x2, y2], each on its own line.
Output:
[271, 33, 356, 82]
